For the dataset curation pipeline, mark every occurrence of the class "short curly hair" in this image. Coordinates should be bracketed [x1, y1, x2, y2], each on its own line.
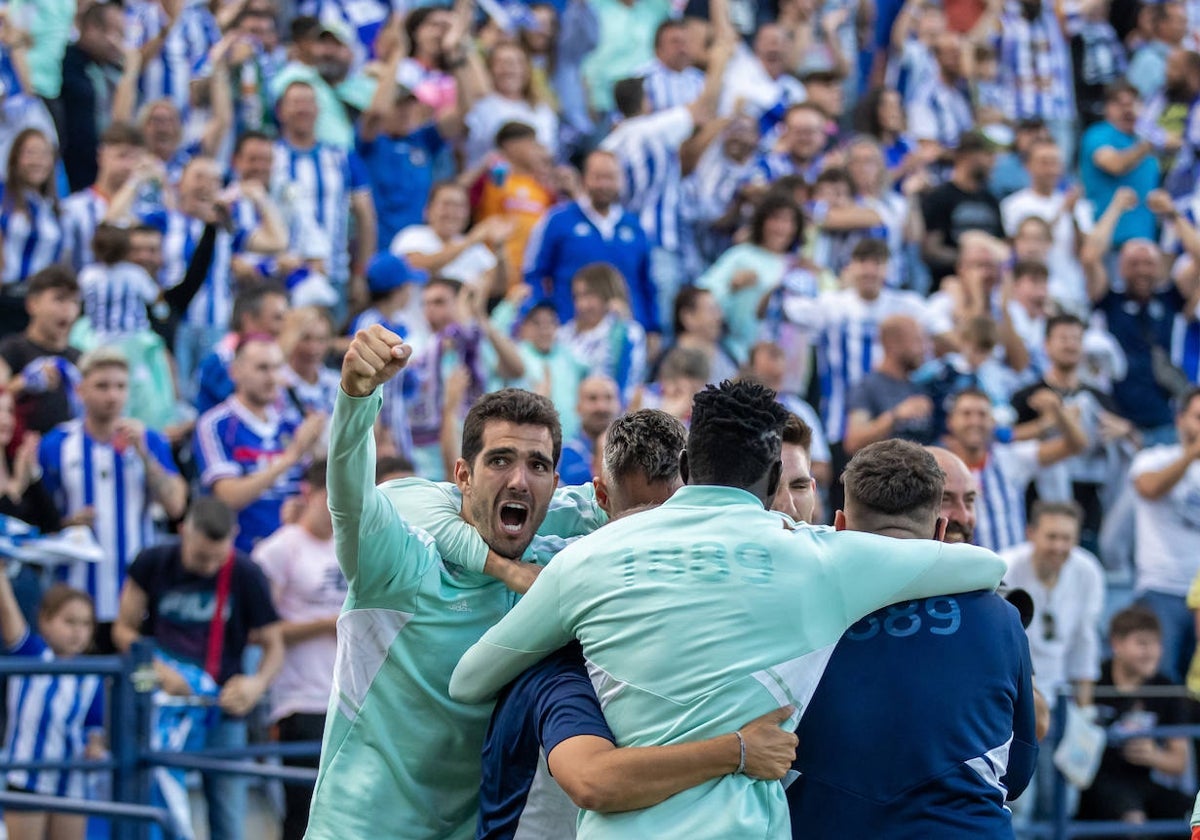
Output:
[686, 381, 789, 488]
[603, 409, 686, 484]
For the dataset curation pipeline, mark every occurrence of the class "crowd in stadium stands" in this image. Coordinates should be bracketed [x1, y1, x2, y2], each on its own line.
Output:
[2, 0, 1200, 834]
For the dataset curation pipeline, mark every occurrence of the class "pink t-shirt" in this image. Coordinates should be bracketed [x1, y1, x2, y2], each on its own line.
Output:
[252, 524, 347, 720]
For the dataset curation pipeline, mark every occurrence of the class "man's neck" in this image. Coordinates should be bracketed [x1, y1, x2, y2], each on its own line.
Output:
[25, 327, 65, 351]
[944, 436, 986, 466]
[1031, 181, 1056, 198]
[1032, 558, 1061, 589]
[301, 516, 333, 542]
[877, 357, 908, 380]
[951, 170, 980, 192]
[284, 130, 316, 151]
[1044, 365, 1079, 390]
[83, 415, 117, 442]
[1110, 659, 1146, 691]
[234, 393, 271, 421]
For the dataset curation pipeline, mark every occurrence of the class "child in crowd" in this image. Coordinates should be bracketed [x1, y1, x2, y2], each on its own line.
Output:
[77, 224, 160, 342]
[1078, 606, 1193, 826]
[0, 568, 104, 840]
[0, 266, 83, 437]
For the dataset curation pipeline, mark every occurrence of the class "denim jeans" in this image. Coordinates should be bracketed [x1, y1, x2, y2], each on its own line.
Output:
[203, 715, 248, 840]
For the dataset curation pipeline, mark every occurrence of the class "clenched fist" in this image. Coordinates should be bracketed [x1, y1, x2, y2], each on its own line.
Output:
[342, 325, 413, 398]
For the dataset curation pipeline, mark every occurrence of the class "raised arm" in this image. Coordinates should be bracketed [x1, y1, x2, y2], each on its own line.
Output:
[329, 326, 413, 584]
[821, 530, 1006, 625]
[1081, 186, 1138, 302]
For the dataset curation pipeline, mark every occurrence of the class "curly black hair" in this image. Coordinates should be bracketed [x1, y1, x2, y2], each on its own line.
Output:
[686, 381, 789, 488]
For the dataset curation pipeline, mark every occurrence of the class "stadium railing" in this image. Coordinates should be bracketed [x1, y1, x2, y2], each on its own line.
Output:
[0, 642, 321, 840]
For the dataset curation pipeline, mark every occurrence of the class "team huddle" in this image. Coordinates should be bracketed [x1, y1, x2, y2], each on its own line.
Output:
[309, 323, 1036, 839]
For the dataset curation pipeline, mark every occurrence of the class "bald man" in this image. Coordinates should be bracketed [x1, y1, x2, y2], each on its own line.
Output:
[789, 440, 1038, 838]
[843, 314, 935, 455]
[928, 445, 979, 543]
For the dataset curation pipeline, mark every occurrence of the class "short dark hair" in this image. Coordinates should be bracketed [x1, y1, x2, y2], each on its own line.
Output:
[290, 14, 321, 41]
[1109, 605, 1161, 639]
[613, 77, 646, 119]
[461, 389, 562, 468]
[814, 167, 852, 188]
[495, 121, 537, 149]
[100, 122, 145, 148]
[603, 409, 685, 484]
[653, 18, 686, 48]
[187, 497, 236, 541]
[672, 286, 713, 337]
[1028, 499, 1083, 528]
[1046, 312, 1085, 339]
[686, 381, 789, 488]
[231, 281, 287, 333]
[841, 439, 944, 533]
[27, 265, 80, 299]
[1104, 79, 1140, 103]
[749, 193, 804, 250]
[81, 2, 118, 30]
[1012, 259, 1049, 281]
[234, 130, 273, 158]
[851, 238, 890, 263]
[949, 386, 992, 412]
[782, 413, 813, 454]
[304, 458, 327, 490]
[91, 223, 130, 266]
[38, 584, 94, 624]
[375, 454, 415, 483]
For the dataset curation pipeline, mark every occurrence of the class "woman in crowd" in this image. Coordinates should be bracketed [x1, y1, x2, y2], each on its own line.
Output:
[0, 129, 62, 335]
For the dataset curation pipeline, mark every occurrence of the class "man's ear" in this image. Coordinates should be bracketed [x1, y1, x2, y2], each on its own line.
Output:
[454, 458, 471, 493]
[765, 459, 782, 501]
[834, 510, 847, 531]
[678, 449, 689, 484]
[593, 475, 611, 516]
[934, 516, 948, 543]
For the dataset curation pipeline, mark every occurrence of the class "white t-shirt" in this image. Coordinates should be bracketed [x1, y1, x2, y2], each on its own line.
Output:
[463, 94, 559, 168]
[1130, 444, 1200, 596]
[390, 225, 497, 286]
[252, 524, 347, 721]
[1000, 188, 1092, 311]
[1000, 542, 1105, 702]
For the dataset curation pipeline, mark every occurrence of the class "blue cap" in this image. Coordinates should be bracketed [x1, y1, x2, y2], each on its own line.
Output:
[366, 253, 427, 295]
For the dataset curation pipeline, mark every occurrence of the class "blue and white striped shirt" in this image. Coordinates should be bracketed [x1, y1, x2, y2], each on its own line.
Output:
[972, 441, 1041, 553]
[600, 106, 695, 252]
[4, 631, 103, 799]
[997, 3, 1075, 122]
[907, 78, 975, 150]
[270, 140, 368, 285]
[141, 209, 249, 329]
[127, 0, 220, 114]
[0, 191, 62, 286]
[79, 262, 159, 339]
[782, 288, 933, 442]
[640, 60, 705, 112]
[39, 420, 179, 621]
[60, 188, 108, 273]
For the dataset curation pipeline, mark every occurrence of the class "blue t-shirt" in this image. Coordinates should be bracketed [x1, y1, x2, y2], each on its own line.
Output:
[788, 590, 1038, 839]
[1080, 120, 1160, 244]
[1096, 286, 1183, 429]
[477, 643, 614, 840]
[557, 434, 595, 487]
[356, 125, 446, 248]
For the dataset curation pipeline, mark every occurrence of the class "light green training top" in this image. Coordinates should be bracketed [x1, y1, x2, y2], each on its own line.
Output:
[307, 388, 602, 840]
[1191, 788, 1200, 827]
[450, 484, 1008, 839]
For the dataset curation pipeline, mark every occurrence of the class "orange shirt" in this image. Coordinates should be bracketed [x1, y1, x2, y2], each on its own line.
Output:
[477, 172, 555, 288]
